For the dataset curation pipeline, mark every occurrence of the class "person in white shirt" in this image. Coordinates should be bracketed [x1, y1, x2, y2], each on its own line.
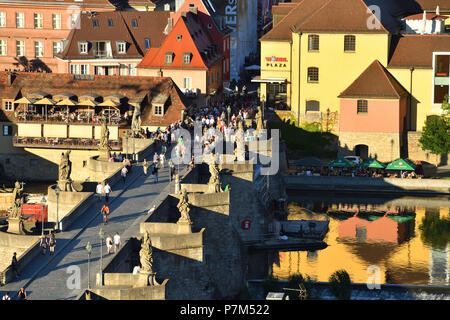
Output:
[96, 182, 103, 202]
[2, 292, 11, 300]
[159, 152, 165, 168]
[121, 166, 128, 184]
[104, 182, 111, 203]
[132, 264, 141, 275]
[113, 232, 121, 253]
[106, 234, 113, 254]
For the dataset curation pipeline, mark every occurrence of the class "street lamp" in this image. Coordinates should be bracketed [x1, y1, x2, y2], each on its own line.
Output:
[261, 94, 265, 123]
[227, 105, 231, 125]
[41, 195, 46, 236]
[132, 130, 136, 162]
[86, 241, 92, 290]
[98, 228, 104, 284]
[54, 185, 60, 231]
[125, 131, 129, 160]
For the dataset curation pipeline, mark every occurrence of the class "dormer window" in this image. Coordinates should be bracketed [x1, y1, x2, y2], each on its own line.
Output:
[132, 19, 138, 28]
[93, 19, 98, 27]
[78, 41, 88, 54]
[144, 38, 150, 49]
[176, 34, 182, 41]
[154, 105, 163, 116]
[165, 52, 173, 65]
[183, 52, 192, 65]
[108, 19, 113, 27]
[116, 41, 126, 54]
[208, 24, 212, 29]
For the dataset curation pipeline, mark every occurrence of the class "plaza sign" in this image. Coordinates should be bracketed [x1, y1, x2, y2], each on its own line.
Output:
[265, 56, 288, 68]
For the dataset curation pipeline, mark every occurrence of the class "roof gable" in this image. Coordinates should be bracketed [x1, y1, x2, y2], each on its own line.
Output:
[138, 12, 222, 69]
[339, 60, 409, 99]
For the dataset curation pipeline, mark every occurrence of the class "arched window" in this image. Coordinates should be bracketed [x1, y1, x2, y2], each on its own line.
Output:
[307, 67, 319, 82]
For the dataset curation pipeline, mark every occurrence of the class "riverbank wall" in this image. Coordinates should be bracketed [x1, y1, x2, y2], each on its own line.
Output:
[284, 176, 450, 195]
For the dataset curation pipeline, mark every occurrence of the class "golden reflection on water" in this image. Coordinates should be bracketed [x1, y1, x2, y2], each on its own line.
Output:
[271, 204, 449, 286]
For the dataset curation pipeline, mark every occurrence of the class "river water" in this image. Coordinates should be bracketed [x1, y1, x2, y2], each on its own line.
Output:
[254, 191, 449, 287]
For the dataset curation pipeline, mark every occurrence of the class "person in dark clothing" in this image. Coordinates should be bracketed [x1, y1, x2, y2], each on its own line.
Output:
[152, 165, 159, 183]
[170, 162, 175, 182]
[11, 252, 19, 278]
[17, 288, 27, 300]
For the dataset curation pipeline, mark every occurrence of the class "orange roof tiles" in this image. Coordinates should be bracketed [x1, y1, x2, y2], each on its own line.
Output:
[388, 34, 450, 68]
[339, 60, 409, 99]
[138, 11, 223, 70]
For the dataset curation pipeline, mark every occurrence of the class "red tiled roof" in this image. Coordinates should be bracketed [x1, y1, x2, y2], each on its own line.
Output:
[262, 0, 388, 42]
[0, 0, 116, 8]
[388, 34, 450, 68]
[138, 11, 223, 70]
[414, 0, 450, 12]
[0, 71, 187, 127]
[293, 0, 388, 34]
[58, 11, 170, 60]
[339, 60, 409, 99]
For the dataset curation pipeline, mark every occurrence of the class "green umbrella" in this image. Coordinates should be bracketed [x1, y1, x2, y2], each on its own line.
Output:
[328, 157, 355, 168]
[385, 158, 416, 171]
[357, 158, 385, 169]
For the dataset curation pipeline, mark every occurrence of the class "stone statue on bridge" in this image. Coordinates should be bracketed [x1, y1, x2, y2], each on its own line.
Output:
[57, 150, 81, 192]
[99, 114, 111, 160]
[255, 106, 264, 136]
[131, 104, 141, 134]
[177, 188, 192, 224]
[9, 181, 23, 219]
[59, 150, 71, 182]
[139, 231, 157, 286]
[208, 162, 222, 193]
[7, 181, 25, 234]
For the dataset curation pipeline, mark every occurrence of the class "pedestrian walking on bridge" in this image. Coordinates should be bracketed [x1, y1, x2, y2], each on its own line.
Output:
[40, 234, 48, 255]
[143, 158, 149, 176]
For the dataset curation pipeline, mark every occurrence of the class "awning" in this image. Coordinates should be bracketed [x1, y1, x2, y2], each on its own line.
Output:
[56, 98, 78, 106]
[35, 97, 56, 105]
[77, 99, 98, 107]
[245, 65, 261, 71]
[28, 91, 50, 99]
[98, 99, 121, 108]
[251, 76, 287, 84]
[79, 93, 101, 101]
[328, 158, 355, 168]
[357, 158, 386, 169]
[14, 97, 37, 104]
[53, 93, 76, 101]
[386, 158, 416, 171]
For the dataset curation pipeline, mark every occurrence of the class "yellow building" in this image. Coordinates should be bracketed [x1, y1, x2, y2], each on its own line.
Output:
[257, 0, 450, 163]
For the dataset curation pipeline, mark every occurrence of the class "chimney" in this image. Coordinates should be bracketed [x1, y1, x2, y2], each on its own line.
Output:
[436, 6, 440, 15]
[167, 17, 173, 33]
[7, 72, 15, 86]
[189, 4, 198, 15]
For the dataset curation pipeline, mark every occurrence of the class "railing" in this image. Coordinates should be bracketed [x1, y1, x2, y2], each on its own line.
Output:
[13, 136, 123, 150]
[14, 113, 127, 126]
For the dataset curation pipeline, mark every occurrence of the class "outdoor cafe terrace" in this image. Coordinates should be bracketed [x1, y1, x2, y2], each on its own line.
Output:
[12, 92, 141, 126]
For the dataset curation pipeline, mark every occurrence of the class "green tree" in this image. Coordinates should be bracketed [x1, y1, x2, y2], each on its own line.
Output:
[419, 95, 450, 155]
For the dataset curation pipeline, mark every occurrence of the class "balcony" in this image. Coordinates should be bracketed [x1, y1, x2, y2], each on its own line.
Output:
[94, 50, 108, 59]
[14, 112, 128, 126]
[13, 136, 123, 151]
